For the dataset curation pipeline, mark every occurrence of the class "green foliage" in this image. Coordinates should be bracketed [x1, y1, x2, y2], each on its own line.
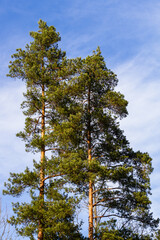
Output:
[4, 20, 85, 239]
[4, 159, 84, 239]
[155, 230, 160, 240]
[53, 47, 159, 237]
[97, 219, 154, 240]
[4, 20, 158, 239]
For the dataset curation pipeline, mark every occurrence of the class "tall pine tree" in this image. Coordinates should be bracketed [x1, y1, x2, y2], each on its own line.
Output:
[3, 20, 84, 240]
[53, 48, 159, 239]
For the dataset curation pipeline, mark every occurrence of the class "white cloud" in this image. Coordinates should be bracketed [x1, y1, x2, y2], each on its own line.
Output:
[0, 82, 33, 185]
[115, 45, 160, 153]
[114, 45, 160, 221]
[1, 1, 160, 234]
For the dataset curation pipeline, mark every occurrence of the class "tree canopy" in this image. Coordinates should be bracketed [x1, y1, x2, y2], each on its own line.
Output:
[53, 48, 159, 239]
[3, 20, 159, 240]
[3, 20, 84, 240]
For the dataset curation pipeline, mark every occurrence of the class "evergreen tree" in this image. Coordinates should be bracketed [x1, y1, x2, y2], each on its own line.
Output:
[53, 48, 159, 239]
[3, 20, 84, 240]
[155, 230, 160, 240]
[96, 218, 156, 239]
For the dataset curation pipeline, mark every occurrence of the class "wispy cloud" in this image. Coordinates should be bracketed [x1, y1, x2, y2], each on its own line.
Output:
[0, 82, 33, 184]
[116, 44, 160, 152]
[1, 0, 160, 235]
[114, 44, 160, 220]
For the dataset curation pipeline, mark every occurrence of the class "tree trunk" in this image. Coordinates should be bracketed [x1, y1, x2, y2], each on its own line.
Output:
[89, 173, 93, 239]
[88, 84, 93, 240]
[38, 84, 45, 240]
[94, 187, 98, 239]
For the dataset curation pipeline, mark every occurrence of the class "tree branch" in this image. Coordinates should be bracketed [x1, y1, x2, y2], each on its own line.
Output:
[45, 148, 65, 152]
[94, 214, 125, 219]
[92, 187, 122, 195]
[93, 197, 122, 207]
[43, 173, 65, 182]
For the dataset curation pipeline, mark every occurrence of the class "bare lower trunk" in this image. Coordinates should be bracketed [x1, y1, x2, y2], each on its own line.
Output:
[38, 150, 45, 240]
[94, 188, 98, 239]
[38, 84, 45, 240]
[89, 177, 93, 240]
[88, 145, 93, 239]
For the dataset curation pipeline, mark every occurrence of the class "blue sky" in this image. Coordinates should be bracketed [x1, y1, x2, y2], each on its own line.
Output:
[1, 0, 160, 237]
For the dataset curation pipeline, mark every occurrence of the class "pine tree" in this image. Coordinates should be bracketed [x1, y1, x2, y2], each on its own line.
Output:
[53, 48, 159, 239]
[3, 20, 84, 240]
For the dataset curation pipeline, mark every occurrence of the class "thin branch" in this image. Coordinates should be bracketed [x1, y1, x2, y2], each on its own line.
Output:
[120, 218, 131, 230]
[32, 103, 42, 115]
[82, 99, 88, 104]
[93, 199, 105, 207]
[43, 173, 65, 182]
[92, 187, 122, 195]
[98, 208, 110, 220]
[45, 148, 65, 152]
[92, 155, 104, 160]
[94, 214, 125, 219]
[33, 117, 41, 134]
[93, 197, 123, 207]
[94, 214, 137, 222]
[1, 217, 7, 238]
